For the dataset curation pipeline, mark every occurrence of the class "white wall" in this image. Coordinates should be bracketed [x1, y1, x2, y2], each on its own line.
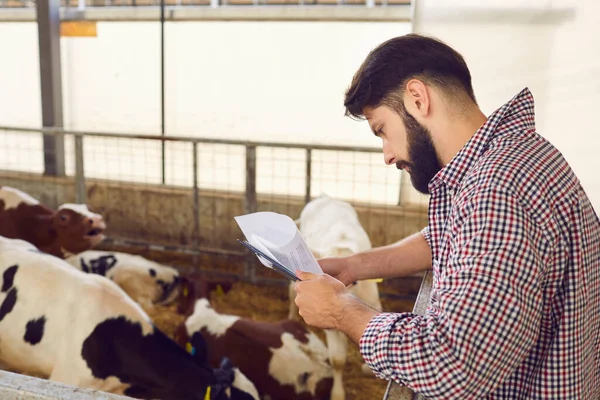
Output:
[412, 0, 600, 209]
[4, 8, 598, 209]
[0, 21, 410, 143]
[0, 20, 416, 206]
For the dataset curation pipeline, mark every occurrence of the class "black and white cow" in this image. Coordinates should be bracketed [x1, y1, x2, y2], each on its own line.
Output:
[64, 251, 180, 308]
[0, 236, 258, 400]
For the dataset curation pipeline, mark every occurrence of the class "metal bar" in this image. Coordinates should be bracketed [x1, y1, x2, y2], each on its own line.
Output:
[244, 145, 258, 283]
[0, 370, 135, 400]
[74, 134, 87, 203]
[192, 142, 200, 267]
[36, 0, 65, 177]
[382, 270, 432, 400]
[0, 126, 382, 153]
[305, 148, 312, 204]
[397, 170, 410, 206]
[160, 0, 166, 184]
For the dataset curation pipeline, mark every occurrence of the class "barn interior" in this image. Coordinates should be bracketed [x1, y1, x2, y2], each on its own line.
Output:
[1, 0, 598, 399]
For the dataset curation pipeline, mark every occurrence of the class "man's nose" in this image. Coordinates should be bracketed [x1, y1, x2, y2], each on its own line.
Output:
[384, 150, 396, 165]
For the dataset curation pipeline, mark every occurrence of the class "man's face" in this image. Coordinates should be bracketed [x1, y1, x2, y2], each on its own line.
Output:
[365, 104, 442, 194]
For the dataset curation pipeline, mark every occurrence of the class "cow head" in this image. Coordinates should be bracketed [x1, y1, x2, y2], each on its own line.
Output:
[176, 273, 235, 316]
[108, 256, 181, 306]
[52, 204, 106, 255]
[172, 323, 259, 400]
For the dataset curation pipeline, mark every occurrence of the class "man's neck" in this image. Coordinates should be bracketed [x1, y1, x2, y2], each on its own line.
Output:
[433, 108, 488, 166]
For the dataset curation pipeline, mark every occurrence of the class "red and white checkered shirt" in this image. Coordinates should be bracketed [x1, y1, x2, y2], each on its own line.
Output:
[360, 88, 600, 399]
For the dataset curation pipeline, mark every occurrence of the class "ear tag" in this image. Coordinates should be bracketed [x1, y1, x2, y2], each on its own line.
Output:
[186, 342, 196, 356]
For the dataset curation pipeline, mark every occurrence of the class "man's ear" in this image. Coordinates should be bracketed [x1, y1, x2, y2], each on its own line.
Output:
[404, 79, 431, 118]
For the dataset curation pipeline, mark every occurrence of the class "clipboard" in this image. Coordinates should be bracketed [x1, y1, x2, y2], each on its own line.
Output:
[237, 239, 301, 282]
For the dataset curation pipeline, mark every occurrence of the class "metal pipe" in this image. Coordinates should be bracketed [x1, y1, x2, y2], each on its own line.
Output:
[160, 0, 166, 184]
[36, 0, 65, 177]
[305, 148, 312, 204]
[192, 142, 200, 267]
[244, 145, 257, 283]
[74, 134, 86, 203]
[0, 126, 382, 153]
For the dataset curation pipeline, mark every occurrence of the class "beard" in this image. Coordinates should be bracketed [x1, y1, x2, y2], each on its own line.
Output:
[397, 103, 443, 195]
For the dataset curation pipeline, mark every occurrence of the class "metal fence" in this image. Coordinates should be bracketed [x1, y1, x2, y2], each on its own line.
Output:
[0, 0, 410, 8]
[0, 125, 428, 285]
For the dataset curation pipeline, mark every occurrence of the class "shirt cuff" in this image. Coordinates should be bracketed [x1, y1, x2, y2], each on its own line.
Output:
[359, 313, 407, 382]
[421, 225, 432, 248]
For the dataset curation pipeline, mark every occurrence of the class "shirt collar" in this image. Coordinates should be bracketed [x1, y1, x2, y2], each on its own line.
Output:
[429, 87, 537, 192]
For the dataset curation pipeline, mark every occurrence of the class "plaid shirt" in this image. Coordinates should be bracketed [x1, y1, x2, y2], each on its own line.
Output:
[360, 88, 600, 399]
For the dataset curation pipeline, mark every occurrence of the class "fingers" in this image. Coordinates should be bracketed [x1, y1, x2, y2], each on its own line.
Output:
[296, 270, 318, 280]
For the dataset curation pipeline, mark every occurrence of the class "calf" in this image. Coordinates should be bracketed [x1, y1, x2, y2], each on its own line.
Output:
[0, 236, 258, 400]
[65, 251, 181, 308]
[174, 277, 333, 400]
[176, 272, 237, 316]
[289, 194, 383, 400]
[0, 186, 106, 259]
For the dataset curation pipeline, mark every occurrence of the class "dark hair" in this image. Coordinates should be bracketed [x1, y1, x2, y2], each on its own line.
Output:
[344, 33, 476, 119]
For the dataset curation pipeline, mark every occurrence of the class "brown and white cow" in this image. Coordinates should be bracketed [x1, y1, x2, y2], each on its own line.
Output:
[65, 251, 181, 308]
[0, 186, 106, 259]
[174, 276, 333, 400]
[289, 194, 383, 400]
[0, 236, 258, 400]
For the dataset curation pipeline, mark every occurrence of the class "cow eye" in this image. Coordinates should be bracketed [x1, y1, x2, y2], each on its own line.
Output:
[299, 372, 311, 385]
[60, 214, 68, 221]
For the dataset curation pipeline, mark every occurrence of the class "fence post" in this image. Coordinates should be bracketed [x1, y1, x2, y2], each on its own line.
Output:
[305, 148, 312, 204]
[74, 134, 87, 204]
[37, 0, 66, 177]
[192, 142, 200, 267]
[397, 170, 411, 206]
[244, 145, 258, 283]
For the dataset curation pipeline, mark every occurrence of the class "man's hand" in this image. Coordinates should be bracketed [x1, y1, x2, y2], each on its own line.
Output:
[294, 271, 349, 330]
[294, 270, 380, 344]
[316, 257, 355, 286]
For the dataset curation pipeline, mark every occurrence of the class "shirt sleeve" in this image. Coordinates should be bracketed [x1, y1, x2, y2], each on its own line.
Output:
[420, 225, 432, 248]
[359, 185, 544, 399]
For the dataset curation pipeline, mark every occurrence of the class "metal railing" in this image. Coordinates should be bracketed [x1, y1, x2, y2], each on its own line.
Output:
[0, 0, 410, 8]
[0, 125, 422, 283]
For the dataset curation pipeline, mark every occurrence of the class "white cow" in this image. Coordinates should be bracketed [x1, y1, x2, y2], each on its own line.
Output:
[65, 251, 180, 308]
[0, 236, 258, 400]
[289, 195, 383, 400]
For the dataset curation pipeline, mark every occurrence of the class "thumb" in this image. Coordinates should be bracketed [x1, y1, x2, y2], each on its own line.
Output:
[296, 270, 318, 280]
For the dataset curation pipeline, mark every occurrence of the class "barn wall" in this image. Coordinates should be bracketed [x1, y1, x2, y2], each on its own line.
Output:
[0, 19, 410, 147]
[0, 171, 428, 286]
[411, 0, 600, 210]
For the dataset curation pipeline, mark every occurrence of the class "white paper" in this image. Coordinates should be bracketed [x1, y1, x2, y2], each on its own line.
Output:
[234, 211, 323, 275]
